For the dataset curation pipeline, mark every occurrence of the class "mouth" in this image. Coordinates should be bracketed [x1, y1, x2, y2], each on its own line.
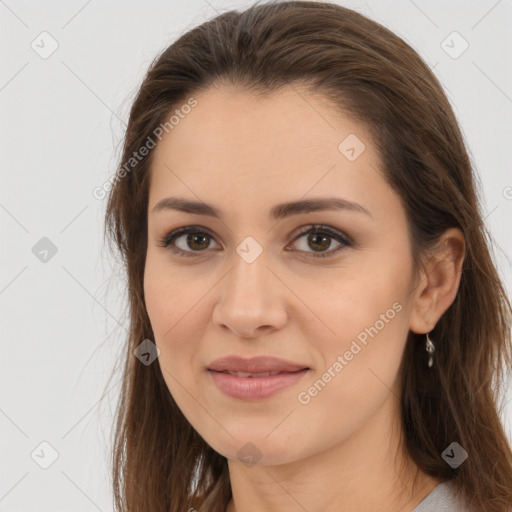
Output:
[206, 355, 311, 399]
[209, 369, 308, 378]
[207, 355, 311, 374]
[207, 366, 310, 400]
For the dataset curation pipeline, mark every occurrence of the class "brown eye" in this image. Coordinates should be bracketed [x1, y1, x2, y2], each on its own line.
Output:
[306, 232, 333, 252]
[184, 233, 211, 251]
[158, 226, 220, 257]
[289, 224, 352, 258]
[159, 224, 352, 259]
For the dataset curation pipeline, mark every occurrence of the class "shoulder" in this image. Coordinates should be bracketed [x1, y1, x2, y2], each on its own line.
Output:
[412, 480, 467, 512]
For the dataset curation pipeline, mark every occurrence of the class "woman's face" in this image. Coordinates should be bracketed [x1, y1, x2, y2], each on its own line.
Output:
[144, 84, 420, 465]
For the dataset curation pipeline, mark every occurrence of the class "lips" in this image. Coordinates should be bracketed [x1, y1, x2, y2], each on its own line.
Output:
[206, 356, 311, 399]
[207, 356, 311, 399]
[221, 370, 283, 378]
[207, 355, 310, 375]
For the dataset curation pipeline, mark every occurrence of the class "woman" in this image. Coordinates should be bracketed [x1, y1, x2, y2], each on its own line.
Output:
[103, 1, 512, 511]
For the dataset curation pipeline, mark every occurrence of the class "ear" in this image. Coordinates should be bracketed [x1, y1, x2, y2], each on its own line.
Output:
[409, 227, 466, 334]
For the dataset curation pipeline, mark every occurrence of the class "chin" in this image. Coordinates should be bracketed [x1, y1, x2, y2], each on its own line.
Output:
[202, 432, 304, 467]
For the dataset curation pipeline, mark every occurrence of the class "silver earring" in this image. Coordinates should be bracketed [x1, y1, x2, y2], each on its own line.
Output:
[425, 332, 435, 368]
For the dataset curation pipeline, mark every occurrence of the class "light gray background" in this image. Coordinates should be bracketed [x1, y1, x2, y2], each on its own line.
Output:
[1, 1, 511, 510]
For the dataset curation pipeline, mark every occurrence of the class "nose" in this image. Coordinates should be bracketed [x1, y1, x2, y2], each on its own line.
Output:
[212, 250, 288, 339]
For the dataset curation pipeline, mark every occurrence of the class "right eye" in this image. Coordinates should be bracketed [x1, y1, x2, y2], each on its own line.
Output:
[157, 225, 220, 257]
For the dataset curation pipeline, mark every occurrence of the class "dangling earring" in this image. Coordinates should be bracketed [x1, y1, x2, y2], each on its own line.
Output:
[425, 332, 435, 368]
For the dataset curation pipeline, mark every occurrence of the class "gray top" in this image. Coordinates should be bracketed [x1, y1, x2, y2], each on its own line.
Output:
[412, 481, 466, 512]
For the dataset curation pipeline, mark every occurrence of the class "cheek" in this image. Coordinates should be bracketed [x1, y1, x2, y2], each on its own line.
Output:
[291, 284, 409, 448]
[143, 260, 196, 375]
[302, 259, 411, 395]
[143, 257, 214, 415]
[144, 251, 204, 341]
[308, 264, 408, 343]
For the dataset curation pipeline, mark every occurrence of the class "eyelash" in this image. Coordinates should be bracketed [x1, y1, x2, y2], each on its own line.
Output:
[157, 224, 353, 259]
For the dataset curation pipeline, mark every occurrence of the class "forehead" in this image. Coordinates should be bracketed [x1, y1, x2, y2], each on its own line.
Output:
[148, 84, 387, 216]
[152, 83, 373, 164]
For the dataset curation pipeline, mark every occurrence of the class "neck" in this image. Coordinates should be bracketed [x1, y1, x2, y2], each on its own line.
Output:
[224, 391, 442, 512]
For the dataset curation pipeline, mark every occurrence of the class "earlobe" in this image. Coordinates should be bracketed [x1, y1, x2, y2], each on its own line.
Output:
[409, 227, 465, 334]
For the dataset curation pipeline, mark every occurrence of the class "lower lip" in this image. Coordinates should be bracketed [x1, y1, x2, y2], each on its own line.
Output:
[207, 369, 309, 400]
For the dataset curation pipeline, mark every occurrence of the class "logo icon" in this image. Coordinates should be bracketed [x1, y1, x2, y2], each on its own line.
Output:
[31, 441, 59, 469]
[31, 31, 59, 59]
[236, 442, 263, 467]
[32, 237, 58, 263]
[134, 339, 160, 366]
[441, 32, 469, 60]
[236, 236, 263, 264]
[442, 441, 468, 468]
[338, 134, 366, 161]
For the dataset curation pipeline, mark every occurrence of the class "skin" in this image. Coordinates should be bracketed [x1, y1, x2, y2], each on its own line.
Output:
[143, 83, 465, 512]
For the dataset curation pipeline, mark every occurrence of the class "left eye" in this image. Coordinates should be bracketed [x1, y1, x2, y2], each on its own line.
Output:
[158, 224, 352, 259]
[290, 225, 351, 258]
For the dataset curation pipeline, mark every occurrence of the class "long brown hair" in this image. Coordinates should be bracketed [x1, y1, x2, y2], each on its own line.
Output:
[103, 1, 512, 510]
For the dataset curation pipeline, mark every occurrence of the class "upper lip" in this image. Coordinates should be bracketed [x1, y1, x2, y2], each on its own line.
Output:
[207, 356, 309, 373]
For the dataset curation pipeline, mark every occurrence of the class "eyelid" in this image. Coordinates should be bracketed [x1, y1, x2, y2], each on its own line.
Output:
[287, 224, 352, 258]
[291, 224, 352, 245]
[157, 225, 220, 258]
[158, 223, 353, 259]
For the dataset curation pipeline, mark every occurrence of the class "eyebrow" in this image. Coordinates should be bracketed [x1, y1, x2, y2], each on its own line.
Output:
[152, 196, 372, 220]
